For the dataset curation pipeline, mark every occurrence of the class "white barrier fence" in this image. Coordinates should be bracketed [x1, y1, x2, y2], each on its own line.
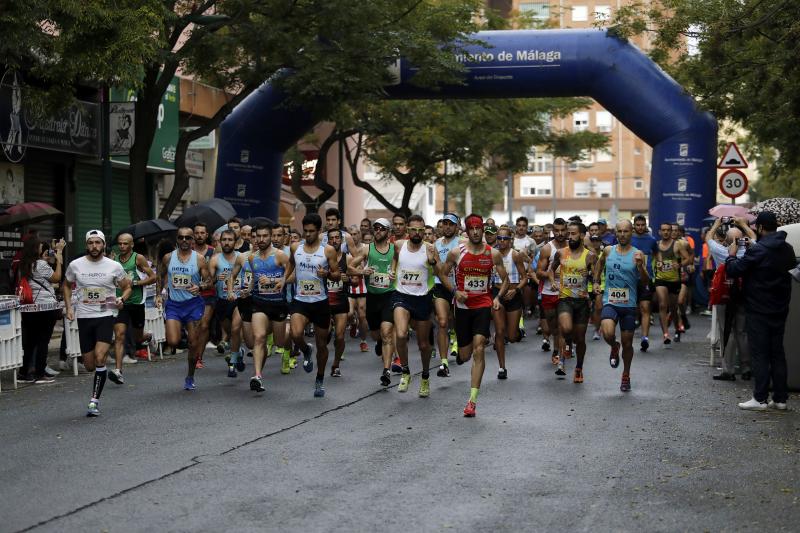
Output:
[0, 296, 22, 393]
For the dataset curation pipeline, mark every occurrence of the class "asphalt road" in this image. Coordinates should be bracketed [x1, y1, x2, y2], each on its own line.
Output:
[1, 315, 798, 532]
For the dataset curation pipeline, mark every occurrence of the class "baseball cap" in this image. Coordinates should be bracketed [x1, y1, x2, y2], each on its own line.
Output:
[85, 229, 105, 244]
[597, 218, 608, 225]
[442, 213, 460, 225]
[754, 211, 778, 229]
[373, 218, 391, 229]
[484, 224, 498, 234]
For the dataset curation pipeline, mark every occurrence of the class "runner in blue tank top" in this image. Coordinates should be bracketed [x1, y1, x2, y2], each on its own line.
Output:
[158, 227, 211, 391]
[208, 229, 243, 376]
[593, 220, 648, 393]
[228, 222, 290, 393]
[286, 213, 341, 398]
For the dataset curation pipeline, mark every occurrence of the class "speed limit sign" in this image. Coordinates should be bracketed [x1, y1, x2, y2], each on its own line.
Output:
[719, 169, 748, 199]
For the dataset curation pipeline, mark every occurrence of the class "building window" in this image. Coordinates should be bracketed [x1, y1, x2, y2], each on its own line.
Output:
[571, 6, 588, 22]
[594, 5, 611, 21]
[573, 111, 589, 132]
[520, 175, 553, 197]
[634, 179, 644, 190]
[634, 147, 642, 156]
[526, 147, 553, 173]
[568, 149, 594, 170]
[519, 2, 550, 24]
[573, 181, 591, 198]
[596, 149, 613, 162]
[596, 181, 613, 198]
[596, 111, 613, 133]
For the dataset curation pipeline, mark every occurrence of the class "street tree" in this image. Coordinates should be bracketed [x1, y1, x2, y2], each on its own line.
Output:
[607, 0, 800, 198]
[143, 0, 483, 220]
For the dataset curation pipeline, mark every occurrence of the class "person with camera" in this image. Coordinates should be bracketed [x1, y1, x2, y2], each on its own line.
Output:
[705, 217, 755, 381]
[724, 211, 796, 411]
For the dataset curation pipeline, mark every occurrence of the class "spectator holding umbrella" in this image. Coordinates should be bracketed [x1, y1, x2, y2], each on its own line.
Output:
[725, 211, 796, 411]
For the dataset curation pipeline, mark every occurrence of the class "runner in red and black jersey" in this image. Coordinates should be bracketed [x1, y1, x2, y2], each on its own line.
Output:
[441, 214, 509, 417]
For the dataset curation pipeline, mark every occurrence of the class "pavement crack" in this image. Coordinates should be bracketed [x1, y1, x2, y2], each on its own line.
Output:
[15, 383, 397, 533]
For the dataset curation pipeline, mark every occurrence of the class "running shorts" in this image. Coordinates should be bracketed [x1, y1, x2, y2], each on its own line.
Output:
[237, 296, 253, 322]
[541, 293, 559, 312]
[252, 299, 289, 322]
[114, 304, 145, 329]
[366, 291, 394, 331]
[78, 316, 115, 353]
[454, 307, 491, 346]
[214, 299, 238, 321]
[432, 283, 454, 303]
[391, 291, 432, 322]
[492, 287, 524, 312]
[164, 297, 204, 324]
[557, 297, 591, 325]
[290, 300, 331, 330]
[655, 280, 681, 295]
[600, 304, 637, 331]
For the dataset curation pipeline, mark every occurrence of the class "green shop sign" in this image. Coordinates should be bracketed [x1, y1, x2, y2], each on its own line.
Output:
[111, 76, 179, 172]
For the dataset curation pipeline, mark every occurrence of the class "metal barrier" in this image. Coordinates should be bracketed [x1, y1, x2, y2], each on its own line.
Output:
[0, 296, 22, 392]
[63, 317, 83, 376]
[144, 296, 165, 360]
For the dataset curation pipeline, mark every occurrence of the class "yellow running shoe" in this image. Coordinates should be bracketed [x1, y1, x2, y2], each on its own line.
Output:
[280, 349, 290, 375]
[398, 373, 411, 392]
[418, 378, 430, 398]
[289, 355, 297, 369]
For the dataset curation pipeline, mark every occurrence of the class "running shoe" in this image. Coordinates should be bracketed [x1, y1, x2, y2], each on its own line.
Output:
[555, 363, 566, 377]
[536, 325, 543, 335]
[123, 355, 139, 364]
[674, 332, 682, 343]
[609, 341, 621, 369]
[108, 369, 124, 385]
[288, 355, 297, 369]
[449, 344, 458, 359]
[314, 378, 325, 398]
[235, 358, 246, 372]
[738, 398, 767, 411]
[359, 341, 369, 352]
[551, 353, 560, 366]
[391, 356, 403, 374]
[184, 377, 196, 391]
[519, 328, 526, 339]
[380, 369, 391, 386]
[463, 400, 477, 417]
[573, 368, 584, 383]
[34, 375, 55, 384]
[620, 373, 631, 392]
[195, 357, 205, 370]
[280, 349, 291, 375]
[331, 366, 341, 377]
[542, 339, 551, 352]
[418, 378, 430, 398]
[437, 362, 450, 377]
[592, 331, 600, 341]
[682, 315, 691, 330]
[250, 375, 265, 392]
[640, 337, 649, 352]
[86, 400, 100, 417]
[216, 341, 228, 355]
[398, 373, 411, 392]
[497, 368, 508, 380]
[227, 366, 237, 378]
[663, 333, 671, 346]
[767, 400, 788, 411]
[301, 345, 314, 373]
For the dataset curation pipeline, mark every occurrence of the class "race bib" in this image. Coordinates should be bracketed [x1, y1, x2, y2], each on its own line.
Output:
[327, 278, 343, 292]
[299, 279, 321, 296]
[217, 272, 229, 282]
[82, 287, 108, 305]
[242, 271, 253, 287]
[562, 274, 585, 290]
[171, 273, 192, 289]
[398, 269, 423, 288]
[464, 275, 488, 293]
[258, 276, 281, 295]
[370, 272, 390, 289]
[658, 261, 674, 272]
[608, 287, 630, 305]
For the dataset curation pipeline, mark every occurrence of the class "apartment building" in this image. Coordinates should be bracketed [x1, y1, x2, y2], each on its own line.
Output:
[480, 0, 654, 225]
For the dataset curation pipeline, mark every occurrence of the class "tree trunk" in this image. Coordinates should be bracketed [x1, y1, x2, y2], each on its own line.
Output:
[291, 128, 351, 216]
[343, 132, 401, 213]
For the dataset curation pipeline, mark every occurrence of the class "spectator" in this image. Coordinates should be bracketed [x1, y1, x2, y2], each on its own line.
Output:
[597, 218, 617, 246]
[725, 211, 796, 411]
[18, 237, 65, 383]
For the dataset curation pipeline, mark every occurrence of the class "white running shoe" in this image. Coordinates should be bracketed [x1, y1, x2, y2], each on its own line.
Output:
[738, 398, 768, 411]
[768, 400, 787, 411]
[122, 355, 138, 364]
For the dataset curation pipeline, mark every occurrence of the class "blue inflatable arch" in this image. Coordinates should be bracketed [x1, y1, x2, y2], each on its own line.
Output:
[215, 29, 717, 237]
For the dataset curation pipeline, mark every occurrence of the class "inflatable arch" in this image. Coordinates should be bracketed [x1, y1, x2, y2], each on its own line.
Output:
[215, 29, 717, 238]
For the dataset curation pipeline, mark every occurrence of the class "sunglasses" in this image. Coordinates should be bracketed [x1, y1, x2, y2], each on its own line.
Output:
[177, 235, 194, 241]
[372, 225, 388, 231]
[496, 236, 511, 241]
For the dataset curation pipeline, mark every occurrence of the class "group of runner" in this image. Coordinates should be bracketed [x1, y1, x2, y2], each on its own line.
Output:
[66, 209, 697, 418]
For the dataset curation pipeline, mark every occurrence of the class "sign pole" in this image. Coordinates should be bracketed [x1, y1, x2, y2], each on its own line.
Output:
[101, 85, 112, 244]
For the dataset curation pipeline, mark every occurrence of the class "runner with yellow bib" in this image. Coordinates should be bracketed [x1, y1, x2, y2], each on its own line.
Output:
[551, 222, 596, 382]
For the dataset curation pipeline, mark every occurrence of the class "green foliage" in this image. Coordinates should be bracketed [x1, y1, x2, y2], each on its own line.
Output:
[446, 169, 505, 216]
[607, 0, 800, 197]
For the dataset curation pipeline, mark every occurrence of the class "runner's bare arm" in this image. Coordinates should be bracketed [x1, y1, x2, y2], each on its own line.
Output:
[510, 250, 527, 295]
[197, 254, 211, 292]
[593, 247, 608, 284]
[116, 275, 132, 305]
[492, 248, 510, 306]
[347, 245, 368, 276]
[325, 245, 341, 282]
[63, 282, 74, 320]
[285, 245, 297, 285]
[634, 251, 649, 282]
[536, 243, 551, 281]
[441, 248, 459, 294]
[135, 254, 157, 286]
[156, 253, 171, 305]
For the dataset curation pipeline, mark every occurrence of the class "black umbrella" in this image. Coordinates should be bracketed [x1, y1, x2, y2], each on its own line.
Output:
[174, 198, 237, 232]
[115, 218, 177, 242]
[243, 216, 275, 227]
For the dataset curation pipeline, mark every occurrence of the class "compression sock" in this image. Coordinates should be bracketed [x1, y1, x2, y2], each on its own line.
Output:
[469, 387, 479, 403]
[93, 367, 107, 400]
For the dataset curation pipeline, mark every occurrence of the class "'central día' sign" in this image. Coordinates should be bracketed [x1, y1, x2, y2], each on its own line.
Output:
[0, 69, 100, 162]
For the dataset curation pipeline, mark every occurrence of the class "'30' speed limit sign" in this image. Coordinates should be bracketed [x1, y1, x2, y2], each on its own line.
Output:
[719, 169, 748, 199]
